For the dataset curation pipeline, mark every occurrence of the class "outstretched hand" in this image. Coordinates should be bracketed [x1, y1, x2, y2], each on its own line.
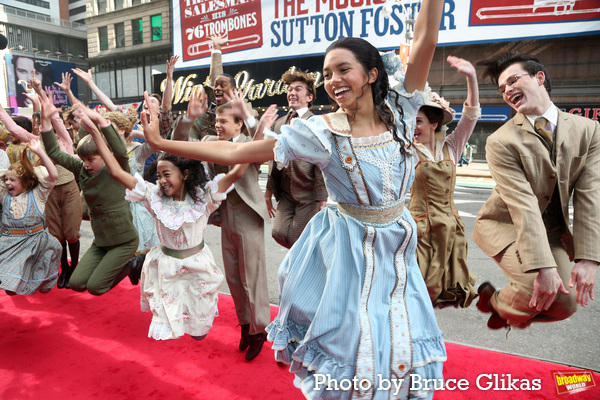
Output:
[72, 104, 97, 135]
[224, 89, 250, 121]
[187, 87, 208, 120]
[141, 91, 161, 146]
[72, 68, 93, 84]
[55, 72, 73, 92]
[255, 104, 278, 141]
[41, 93, 59, 123]
[210, 34, 228, 50]
[28, 136, 43, 154]
[166, 55, 180, 78]
[447, 56, 476, 78]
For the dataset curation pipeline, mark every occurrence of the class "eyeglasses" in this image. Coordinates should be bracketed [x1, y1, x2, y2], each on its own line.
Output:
[497, 74, 527, 95]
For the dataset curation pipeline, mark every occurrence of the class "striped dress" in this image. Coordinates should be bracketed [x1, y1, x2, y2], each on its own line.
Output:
[266, 59, 446, 400]
[0, 167, 61, 294]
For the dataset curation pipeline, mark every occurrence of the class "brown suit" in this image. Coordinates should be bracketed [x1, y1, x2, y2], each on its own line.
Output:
[204, 134, 270, 335]
[267, 111, 328, 248]
[473, 108, 600, 327]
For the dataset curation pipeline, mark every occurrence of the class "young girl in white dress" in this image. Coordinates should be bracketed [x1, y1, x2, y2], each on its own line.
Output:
[0, 138, 61, 295]
[79, 99, 277, 340]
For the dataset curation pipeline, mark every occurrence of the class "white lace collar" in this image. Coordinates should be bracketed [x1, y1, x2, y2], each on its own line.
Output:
[150, 187, 208, 231]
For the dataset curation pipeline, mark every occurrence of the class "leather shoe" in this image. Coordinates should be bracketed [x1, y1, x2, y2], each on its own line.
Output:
[57, 263, 69, 289]
[476, 282, 495, 314]
[128, 253, 146, 286]
[239, 324, 250, 351]
[487, 312, 510, 330]
[245, 333, 267, 361]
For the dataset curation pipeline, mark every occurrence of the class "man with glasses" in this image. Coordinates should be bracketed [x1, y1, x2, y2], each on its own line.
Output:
[473, 52, 600, 329]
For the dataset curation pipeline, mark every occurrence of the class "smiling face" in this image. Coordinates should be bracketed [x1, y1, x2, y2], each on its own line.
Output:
[323, 48, 376, 112]
[414, 110, 437, 145]
[498, 63, 551, 116]
[287, 81, 313, 111]
[4, 171, 25, 197]
[80, 154, 105, 176]
[157, 160, 187, 201]
[214, 75, 234, 105]
[215, 109, 243, 141]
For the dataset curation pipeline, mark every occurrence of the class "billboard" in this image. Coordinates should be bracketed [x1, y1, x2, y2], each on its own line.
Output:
[172, 0, 600, 70]
[5, 54, 77, 108]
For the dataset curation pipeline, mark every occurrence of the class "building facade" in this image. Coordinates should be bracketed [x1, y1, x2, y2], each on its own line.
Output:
[0, 0, 89, 110]
[84, 0, 172, 106]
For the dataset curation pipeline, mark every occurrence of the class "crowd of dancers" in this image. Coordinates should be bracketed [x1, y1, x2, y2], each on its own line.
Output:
[1, 0, 598, 398]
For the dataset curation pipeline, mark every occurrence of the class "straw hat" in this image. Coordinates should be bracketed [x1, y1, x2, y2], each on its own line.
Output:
[423, 93, 455, 126]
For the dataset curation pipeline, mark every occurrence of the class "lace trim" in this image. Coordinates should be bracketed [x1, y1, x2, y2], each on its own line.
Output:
[352, 131, 393, 144]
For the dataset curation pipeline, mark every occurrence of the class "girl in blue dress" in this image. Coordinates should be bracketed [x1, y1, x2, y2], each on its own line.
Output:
[141, 1, 446, 398]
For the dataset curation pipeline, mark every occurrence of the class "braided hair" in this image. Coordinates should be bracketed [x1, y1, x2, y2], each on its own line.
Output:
[325, 37, 410, 154]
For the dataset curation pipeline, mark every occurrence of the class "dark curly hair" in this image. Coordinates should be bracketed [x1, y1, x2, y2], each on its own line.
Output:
[478, 51, 551, 94]
[325, 37, 410, 154]
[157, 153, 208, 202]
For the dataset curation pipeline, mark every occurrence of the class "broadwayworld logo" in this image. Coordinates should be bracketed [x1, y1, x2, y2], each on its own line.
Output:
[552, 370, 596, 396]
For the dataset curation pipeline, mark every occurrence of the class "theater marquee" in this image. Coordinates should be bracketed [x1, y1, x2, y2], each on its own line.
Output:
[172, 0, 600, 70]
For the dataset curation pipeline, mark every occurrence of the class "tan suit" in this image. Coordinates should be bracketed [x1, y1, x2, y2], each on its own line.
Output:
[473, 109, 600, 327]
[204, 134, 270, 335]
[267, 111, 328, 248]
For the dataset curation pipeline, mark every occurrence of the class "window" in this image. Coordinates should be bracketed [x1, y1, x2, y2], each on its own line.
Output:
[97, 0, 107, 14]
[132, 0, 142, 5]
[16, 0, 50, 9]
[114, 0, 124, 10]
[98, 26, 108, 51]
[69, 6, 86, 16]
[115, 23, 125, 48]
[151, 14, 162, 42]
[132, 18, 143, 45]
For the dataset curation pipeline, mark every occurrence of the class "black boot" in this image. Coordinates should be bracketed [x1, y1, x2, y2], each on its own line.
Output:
[128, 253, 146, 286]
[239, 324, 250, 351]
[57, 266, 68, 289]
[57, 242, 69, 289]
[245, 332, 267, 361]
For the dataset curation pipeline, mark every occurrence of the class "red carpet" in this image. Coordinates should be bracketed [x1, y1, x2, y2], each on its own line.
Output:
[1, 283, 598, 400]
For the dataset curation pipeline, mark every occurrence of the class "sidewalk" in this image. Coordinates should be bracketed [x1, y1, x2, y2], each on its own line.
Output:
[455, 160, 491, 178]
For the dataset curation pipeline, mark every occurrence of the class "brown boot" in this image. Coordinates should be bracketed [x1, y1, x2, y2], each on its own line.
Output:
[476, 282, 496, 314]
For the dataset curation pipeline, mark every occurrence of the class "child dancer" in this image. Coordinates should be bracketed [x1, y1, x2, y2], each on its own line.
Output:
[40, 97, 139, 295]
[0, 138, 61, 295]
[141, 0, 446, 397]
[409, 56, 480, 308]
[84, 92, 277, 340]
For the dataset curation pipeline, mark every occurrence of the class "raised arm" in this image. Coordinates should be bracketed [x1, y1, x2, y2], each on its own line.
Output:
[404, 0, 445, 93]
[142, 92, 276, 165]
[171, 86, 207, 141]
[208, 35, 226, 86]
[161, 55, 178, 113]
[28, 137, 58, 183]
[72, 68, 117, 112]
[54, 72, 78, 106]
[0, 106, 36, 143]
[77, 108, 137, 190]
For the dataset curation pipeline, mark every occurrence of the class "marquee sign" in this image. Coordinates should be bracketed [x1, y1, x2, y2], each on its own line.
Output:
[172, 0, 600, 70]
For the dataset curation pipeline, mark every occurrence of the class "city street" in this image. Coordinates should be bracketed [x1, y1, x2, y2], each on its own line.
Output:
[78, 169, 600, 372]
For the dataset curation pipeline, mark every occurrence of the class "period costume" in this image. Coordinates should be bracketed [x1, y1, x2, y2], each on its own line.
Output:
[0, 166, 61, 294]
[409, 105, 480, 308]
[125, 173, 229, 340]
[42, 124, 139, 295]
[473, 105, 600, 327]
[266, 54, 446, 399]
[204, 134, 271, 337]
[267, 108, 328, 248]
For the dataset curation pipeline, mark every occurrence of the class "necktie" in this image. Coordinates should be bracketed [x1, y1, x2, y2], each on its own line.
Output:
[534, 117, 553, 145]
[285, 110, 298, 125]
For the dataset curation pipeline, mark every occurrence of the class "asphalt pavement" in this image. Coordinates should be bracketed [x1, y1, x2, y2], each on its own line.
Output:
[76, 161, 599, 372]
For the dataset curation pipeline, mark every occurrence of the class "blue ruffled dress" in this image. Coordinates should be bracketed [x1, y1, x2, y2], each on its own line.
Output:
[266, 54, 446, 400]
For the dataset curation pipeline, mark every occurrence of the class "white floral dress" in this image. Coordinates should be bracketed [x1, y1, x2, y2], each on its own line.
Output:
[125, 173, 232, 340]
